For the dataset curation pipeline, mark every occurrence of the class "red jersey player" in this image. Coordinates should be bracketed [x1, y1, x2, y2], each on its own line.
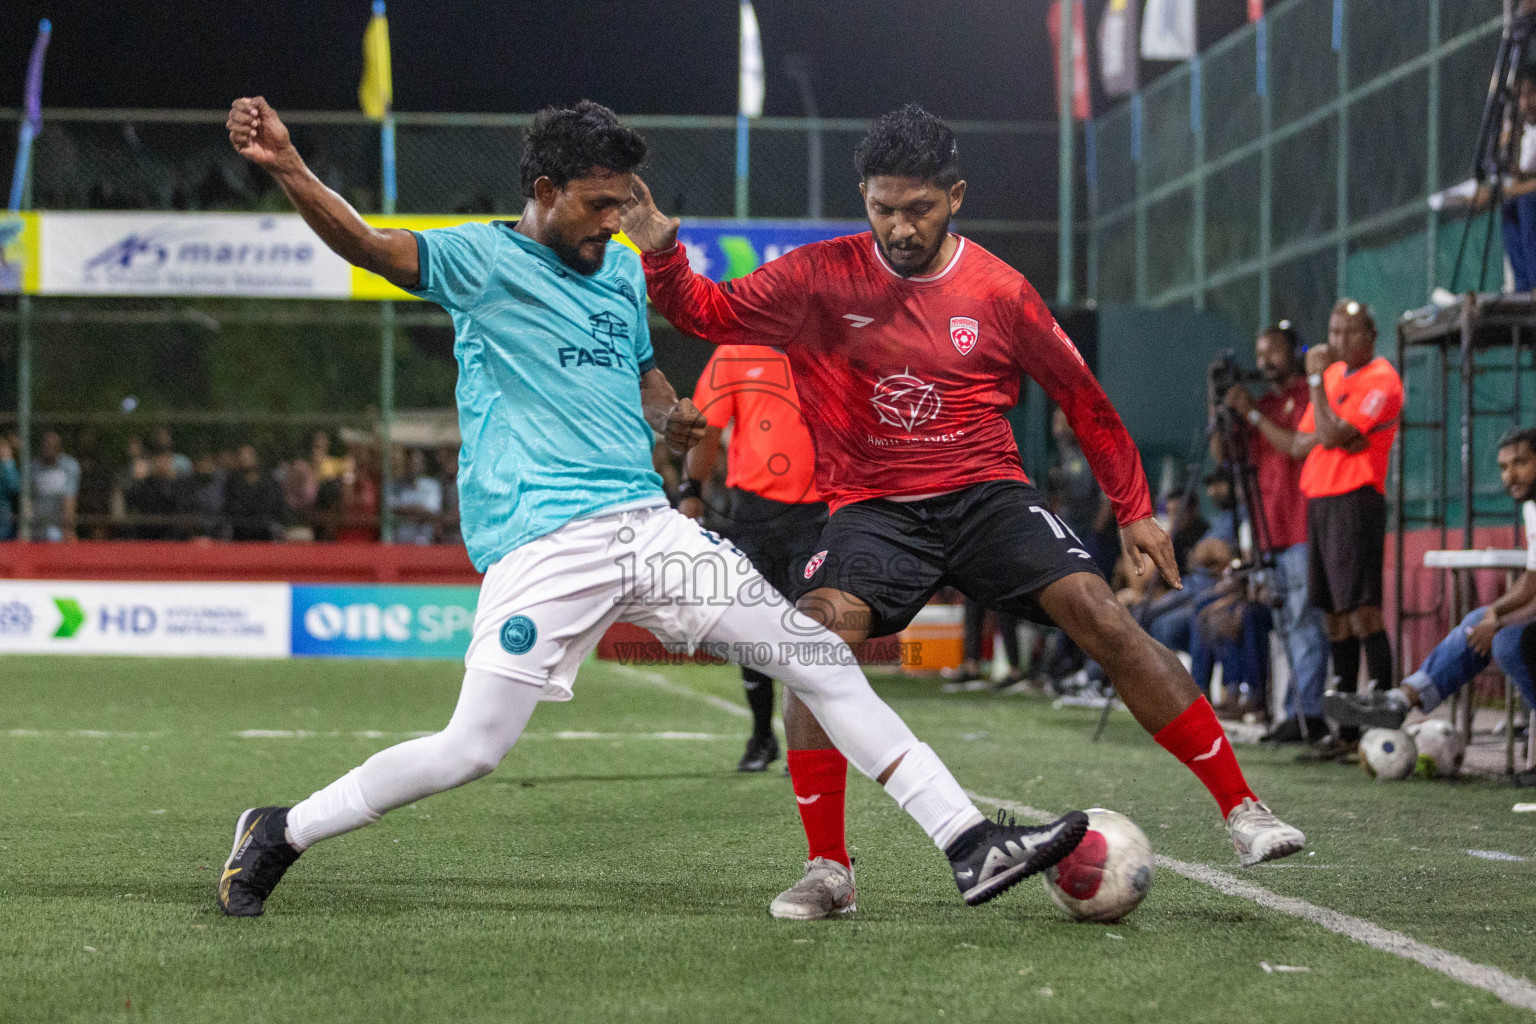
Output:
[624, 105, 1306, 919]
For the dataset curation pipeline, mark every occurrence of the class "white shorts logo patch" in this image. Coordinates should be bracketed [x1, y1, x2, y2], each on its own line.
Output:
[950, 316, 979, 355]
[804, 550, 828, 580]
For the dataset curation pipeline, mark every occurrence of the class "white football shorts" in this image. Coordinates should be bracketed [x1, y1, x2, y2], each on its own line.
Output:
[466, 502, 779, 700]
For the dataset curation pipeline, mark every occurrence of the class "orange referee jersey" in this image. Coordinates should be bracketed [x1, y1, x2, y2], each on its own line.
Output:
[692, 345, 821, 505]
[1298, 356, 1403, 497]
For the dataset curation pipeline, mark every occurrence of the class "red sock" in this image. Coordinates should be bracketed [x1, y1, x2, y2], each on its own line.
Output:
[787, 748, 849, 868]
[1153, 698, 1257, 818]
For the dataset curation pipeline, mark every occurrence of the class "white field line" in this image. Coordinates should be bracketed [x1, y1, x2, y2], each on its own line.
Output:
[605, 663, 752, 719]
[3, 728, 744, 741]
[969, 792, 1536, 1014]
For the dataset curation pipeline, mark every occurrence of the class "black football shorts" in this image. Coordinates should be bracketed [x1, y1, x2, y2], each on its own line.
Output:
[799, 479, 1105, 638]
[1306, 484, 1386, 614]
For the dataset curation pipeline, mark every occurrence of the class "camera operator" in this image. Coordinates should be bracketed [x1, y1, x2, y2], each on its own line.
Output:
[1217, 323, 1330, 741]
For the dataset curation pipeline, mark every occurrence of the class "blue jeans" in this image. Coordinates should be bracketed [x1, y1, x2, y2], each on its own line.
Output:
[1503, 193, 1536, 292]
[1274, 543, 1329, 719]
[1409, 607, 1536, 714]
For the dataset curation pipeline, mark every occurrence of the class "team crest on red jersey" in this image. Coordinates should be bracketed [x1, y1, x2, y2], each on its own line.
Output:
[870, 369, 943, 431]
[949, 316, 979, 356]
[804, 550, 828, 579]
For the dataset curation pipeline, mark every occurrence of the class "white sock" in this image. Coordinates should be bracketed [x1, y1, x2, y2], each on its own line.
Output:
[286, 769, 379, 850]
[881, 742, 986, 851]
[282, 668, 541, 851]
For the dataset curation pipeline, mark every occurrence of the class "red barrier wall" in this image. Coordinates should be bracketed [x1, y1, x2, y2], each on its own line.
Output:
[0, 541, 482, 584]
[1385, 523, 1523, 672]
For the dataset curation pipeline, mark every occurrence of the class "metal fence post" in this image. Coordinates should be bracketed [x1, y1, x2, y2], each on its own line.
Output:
[1336, 0, 1351, 296]
[1191, 56, 1206, 312]
[1057, 0, 1075, 306]
[1426, 0, 1442, 297]
[379, 111, 397, 544]
[1259, 14, 1273, 326]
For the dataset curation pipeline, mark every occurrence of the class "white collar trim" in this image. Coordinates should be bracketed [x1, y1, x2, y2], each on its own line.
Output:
[873, 235, 966, 283]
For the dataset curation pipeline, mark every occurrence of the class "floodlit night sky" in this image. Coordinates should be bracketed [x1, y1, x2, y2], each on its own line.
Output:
[0, 1, 1245, 119]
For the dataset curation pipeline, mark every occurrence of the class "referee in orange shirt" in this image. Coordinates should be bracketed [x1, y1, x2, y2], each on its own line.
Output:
[1264, 300, 1403, 750]
[680, 345, 829, 772]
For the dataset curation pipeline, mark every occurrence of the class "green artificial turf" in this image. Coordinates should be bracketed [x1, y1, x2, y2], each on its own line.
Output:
[2, 655, 1534, 1023]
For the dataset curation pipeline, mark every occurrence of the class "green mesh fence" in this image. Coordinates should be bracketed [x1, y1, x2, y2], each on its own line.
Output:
[1088, 0, 1505, 337]
[1085, 0, 1511, 531]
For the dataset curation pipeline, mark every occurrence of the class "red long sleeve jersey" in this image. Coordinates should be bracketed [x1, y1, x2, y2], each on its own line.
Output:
[643, 232, 1153, 524]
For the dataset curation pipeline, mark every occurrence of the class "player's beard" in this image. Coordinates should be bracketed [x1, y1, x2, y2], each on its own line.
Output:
[548, 232, 609, 276]
[876, 211, 951, 278]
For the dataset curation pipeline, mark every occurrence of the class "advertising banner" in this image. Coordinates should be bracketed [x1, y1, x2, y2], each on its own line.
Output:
[0, 580, 290, 657]
[671, 220, 866, 282]
[290, 584, 479, 660]
[39, 212, 355, 298]
[21, 213, 865, 299]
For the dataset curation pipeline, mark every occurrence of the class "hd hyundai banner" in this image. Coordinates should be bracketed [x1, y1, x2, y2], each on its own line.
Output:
[0, 580, 291, 658]
[0, 581, 479, 660]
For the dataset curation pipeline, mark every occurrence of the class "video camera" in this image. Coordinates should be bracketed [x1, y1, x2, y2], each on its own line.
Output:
[1207, 350, 1263, 401]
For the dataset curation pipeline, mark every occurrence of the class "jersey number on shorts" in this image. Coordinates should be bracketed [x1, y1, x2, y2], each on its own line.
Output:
[1028, 506, 1094, 561]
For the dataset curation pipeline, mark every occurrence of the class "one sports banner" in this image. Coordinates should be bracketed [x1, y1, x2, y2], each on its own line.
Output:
[1098, 0, 1139, 99]
[1049, 0, 1092, 121]
[291, 584, 478, 659]
[1140, 0, 1195, 61]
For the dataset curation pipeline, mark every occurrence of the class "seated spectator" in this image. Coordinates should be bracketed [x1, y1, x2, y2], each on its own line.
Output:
[310, 430, 347, 484]
[222, 445, 287, 541]
[436, 445, 461, 545]
[388, 448, 442, 545]
[126, 452, 189, 540]
[337, 443, 380, 542]
[0, 434, 18, 540]
[1164, 485, 1210, 573]
[1327, 426, 1536, 787]
[943, 598, 1026, 692]
[184, 452, 226, 538]
[151, 425, 193, 478]
[1191, 562, 1274, 721]
[74, 429, 115, 540]
[30, 430, 79, 542]
[1202, 469, 1238, 548]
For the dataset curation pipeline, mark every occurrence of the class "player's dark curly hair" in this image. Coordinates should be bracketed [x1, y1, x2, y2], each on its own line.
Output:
[1498, 424, 1536, 453]
[853, 104, 961, 188]
[519, 100, 648, 198]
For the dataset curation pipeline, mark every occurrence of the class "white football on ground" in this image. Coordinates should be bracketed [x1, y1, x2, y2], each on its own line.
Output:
[1360, 727, 1417, 780]
[1042, 808, 1154, 923]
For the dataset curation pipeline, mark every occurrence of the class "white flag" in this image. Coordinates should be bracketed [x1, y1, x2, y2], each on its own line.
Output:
[1141, 0, 1195, 60]
[739, 1, 765, 118]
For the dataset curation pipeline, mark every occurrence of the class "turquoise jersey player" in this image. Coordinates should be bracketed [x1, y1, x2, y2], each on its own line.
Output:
[409, 218, 666, 569]
[216, 96, 1090, 921]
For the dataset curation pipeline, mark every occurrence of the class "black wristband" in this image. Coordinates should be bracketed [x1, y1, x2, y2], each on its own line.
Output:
[676, 478, 704, 501]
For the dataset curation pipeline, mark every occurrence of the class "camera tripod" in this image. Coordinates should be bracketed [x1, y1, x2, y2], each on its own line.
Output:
[1450, 7, 1536, 293]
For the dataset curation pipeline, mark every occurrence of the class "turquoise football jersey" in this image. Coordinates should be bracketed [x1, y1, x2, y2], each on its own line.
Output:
[409, 221, 665, 571]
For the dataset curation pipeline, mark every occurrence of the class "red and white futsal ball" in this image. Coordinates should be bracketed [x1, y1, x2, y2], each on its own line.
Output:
[1042, 808, 1154, 923]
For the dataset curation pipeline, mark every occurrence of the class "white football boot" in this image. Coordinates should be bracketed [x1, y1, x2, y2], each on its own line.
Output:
[768, 857, 856, 920]
[1226, 797, 1306, 867]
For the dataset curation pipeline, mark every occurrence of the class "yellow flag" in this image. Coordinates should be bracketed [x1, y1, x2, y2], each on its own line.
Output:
[359, 1, 392, 121]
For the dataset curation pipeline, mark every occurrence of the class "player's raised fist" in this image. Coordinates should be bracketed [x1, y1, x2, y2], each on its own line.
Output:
[663, 398, 708, 455]
[227, 97, 295, 171]
[621, 176, 680, 253]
